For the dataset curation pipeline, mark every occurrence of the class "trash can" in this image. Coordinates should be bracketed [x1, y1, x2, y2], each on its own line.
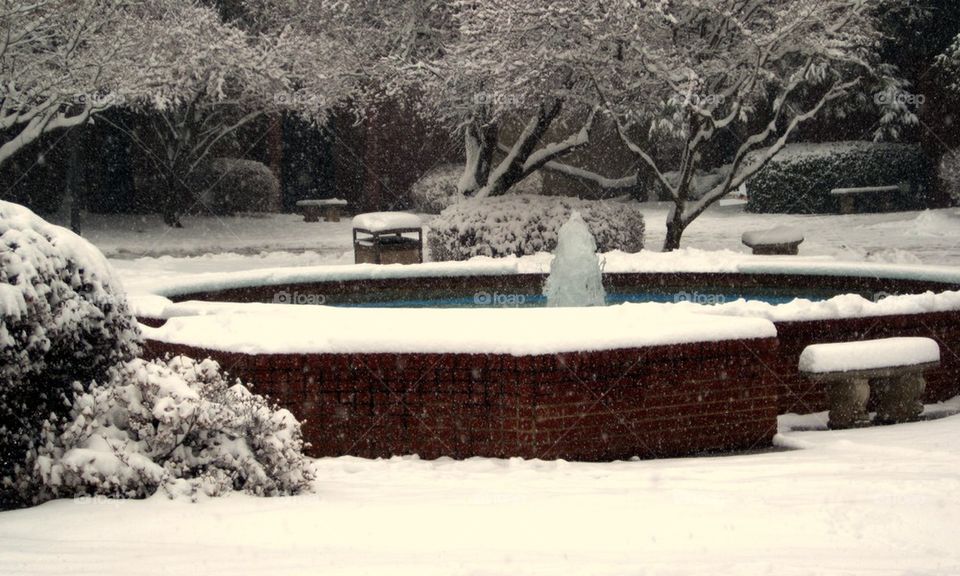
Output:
[352, 212, 424, 265]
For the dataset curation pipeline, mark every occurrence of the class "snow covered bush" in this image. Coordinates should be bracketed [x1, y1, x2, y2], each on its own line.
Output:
[0, 201, 140, 507]
[27, 355, 315, 502]
[410, 165, 544, 214]
[938, 152, 960, 206]
[747, 142, 937, 214]
[509, 171, 544, 196]
[196, 158, 280, 215]
[428, 195, 644, 261]
[409, 165, 464, 214]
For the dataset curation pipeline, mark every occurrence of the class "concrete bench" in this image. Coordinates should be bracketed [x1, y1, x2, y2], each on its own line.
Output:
[830, 183, 909, 214]
[741, 226, 804, 255]
[296, 198, 348, 222]
[799, 337, 940, 429]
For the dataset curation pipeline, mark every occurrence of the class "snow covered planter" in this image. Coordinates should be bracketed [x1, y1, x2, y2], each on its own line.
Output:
[0, 201, 139, 507]
[29, 356, 314, 502]
[428, 195, 644, 261]
[746, 142, 936, 214]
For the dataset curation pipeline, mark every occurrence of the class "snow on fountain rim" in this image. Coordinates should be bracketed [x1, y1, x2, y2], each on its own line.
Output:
[130, 249, 960, 301]
[126, 249, 960, 323]
[142, 303, 777, 356]
[138, 258, 523, 300]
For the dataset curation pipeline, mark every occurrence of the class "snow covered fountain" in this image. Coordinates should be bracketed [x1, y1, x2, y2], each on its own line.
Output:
[137, 232, 960, 461]
[544, 212, 606, 308]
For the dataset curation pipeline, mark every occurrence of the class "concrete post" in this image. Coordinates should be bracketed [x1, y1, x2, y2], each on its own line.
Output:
[826, 377, 871, 429]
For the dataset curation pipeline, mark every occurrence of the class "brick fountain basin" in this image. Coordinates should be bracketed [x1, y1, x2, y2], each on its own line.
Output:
[137, 262, 960, 461]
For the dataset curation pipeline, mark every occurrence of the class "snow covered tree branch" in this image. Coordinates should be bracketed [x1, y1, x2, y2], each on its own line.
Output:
[0, 0, 136, 165]
[593, 0, 904, 250]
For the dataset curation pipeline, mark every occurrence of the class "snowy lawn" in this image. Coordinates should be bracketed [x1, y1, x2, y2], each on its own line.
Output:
[2, 405, 960, 575]
[16, 202, 954, 575]
[85, 204, 960, 292]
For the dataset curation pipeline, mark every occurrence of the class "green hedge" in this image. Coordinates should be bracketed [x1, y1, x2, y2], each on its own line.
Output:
[746, 142, 937, 214]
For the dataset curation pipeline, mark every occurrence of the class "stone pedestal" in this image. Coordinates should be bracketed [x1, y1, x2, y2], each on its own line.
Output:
[825, 377, 872, 429]
[872, 373, 926, 425]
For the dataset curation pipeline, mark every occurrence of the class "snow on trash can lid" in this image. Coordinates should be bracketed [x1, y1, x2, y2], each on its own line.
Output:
[741, 226, 804, 247]
[352, 212, 423, 232]
[798, 337, 940, 374]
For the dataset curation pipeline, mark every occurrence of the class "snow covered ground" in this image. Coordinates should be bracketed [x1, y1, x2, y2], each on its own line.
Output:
[90, 204, 960, 293]
[3, 203, 956, 575]
[2, 405, 960, 576]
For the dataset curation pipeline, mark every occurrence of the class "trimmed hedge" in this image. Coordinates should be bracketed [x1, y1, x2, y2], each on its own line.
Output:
[196, 158, 280, 215]
[408, 165, 464, 214]
[939, 152, 960, 206]
[428, 195, 644, 261]
[746, 142, 937, 214]
[409, 164, 545, 214]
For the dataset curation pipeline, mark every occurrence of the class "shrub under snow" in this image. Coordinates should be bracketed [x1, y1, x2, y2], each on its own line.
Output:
[0, 201, 140, 507]
[409, 165, 465, 214]
[29, 356, 315, 502]
[410, 165, 545, 214]
[746, 141, 936, 214]
[428, 194, 644, 261]
[939, 152, 960, 206]
[196, 157, 280, 215]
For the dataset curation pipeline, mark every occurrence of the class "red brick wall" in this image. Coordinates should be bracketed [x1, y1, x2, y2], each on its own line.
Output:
[140, 273, 960, 457]
[143, 338, 780, 462]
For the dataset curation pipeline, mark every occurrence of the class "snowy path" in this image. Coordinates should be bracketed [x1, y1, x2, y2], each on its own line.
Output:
[2, 408, 960, 576]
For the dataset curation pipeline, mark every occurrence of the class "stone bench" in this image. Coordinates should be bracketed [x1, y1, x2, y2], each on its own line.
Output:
[830, 183, 909, 214]
[799, 337, 940, 429]
[296, 198, 348, 222]
[741, 226, 804, 255]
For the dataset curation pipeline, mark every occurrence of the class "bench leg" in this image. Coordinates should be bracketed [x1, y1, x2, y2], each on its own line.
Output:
[872, 374, 925, 425]
[827, 377, 871, 429]
[303, 207, 320, 222]
[324, 206, 341, 222]
[839, 196, 855, 214]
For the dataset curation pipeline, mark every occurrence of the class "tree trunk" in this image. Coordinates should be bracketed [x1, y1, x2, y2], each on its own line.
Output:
[459, 121, 497, 195]
[478, 102, 564, 198]
[161, 170, 184, 228]
[67, 138, 81, 235]
[662, 206, 687, 252]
